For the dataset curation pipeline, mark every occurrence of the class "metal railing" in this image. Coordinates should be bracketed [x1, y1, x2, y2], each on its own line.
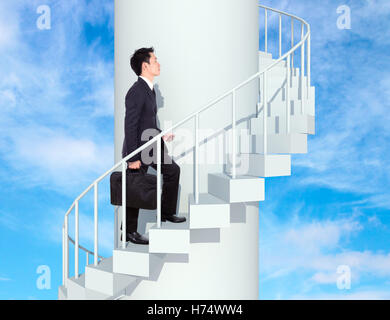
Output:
[62, 4, 311, 284]
[261, 4, 311, 133]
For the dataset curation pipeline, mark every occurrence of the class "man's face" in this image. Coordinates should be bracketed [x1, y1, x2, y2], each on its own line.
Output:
[143, 52, 160, 77]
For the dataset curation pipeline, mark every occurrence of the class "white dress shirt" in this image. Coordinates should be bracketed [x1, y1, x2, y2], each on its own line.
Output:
[139, 76, 154, 91]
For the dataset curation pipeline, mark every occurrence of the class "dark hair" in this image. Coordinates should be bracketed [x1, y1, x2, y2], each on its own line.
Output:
[130, 47, 154, 76]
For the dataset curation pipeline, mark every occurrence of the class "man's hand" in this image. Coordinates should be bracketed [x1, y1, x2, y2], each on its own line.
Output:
[128, 160, 141, 169]
[163, 133, 175, 142]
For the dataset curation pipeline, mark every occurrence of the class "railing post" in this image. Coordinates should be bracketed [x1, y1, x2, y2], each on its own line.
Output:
[307, 31, 311, 100]
[64, 215, 69, 280]
[232, 90, 236, 179]
[258, 74, 261, 117]
[264, 9, 268, 53]
[263, 72, 268, 154]
[157, 137, 161, 228]
[75, 200, 79, 279]
[94, 182, 98, 266]
[62, 226, 65, 285]
[195, 115, 199, 203]
[121, 161, 126, 249]
[301, 22, 305, 115]
[114, 206, 118, 249]
[286, 54, 291, 134]
[291, 17, 294, 70]
[86, 252, 89, 265]
[279, 14, 282, 58]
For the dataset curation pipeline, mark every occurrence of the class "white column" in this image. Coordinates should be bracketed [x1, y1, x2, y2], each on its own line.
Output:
[114, 0, 259, 299]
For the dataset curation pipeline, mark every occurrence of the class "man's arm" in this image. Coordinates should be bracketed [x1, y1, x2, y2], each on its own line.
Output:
[124, 88, 145, 164]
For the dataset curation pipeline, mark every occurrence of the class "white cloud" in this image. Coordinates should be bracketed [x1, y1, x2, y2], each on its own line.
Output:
[261, 268, 294, 282]
[0, 0, 115, 195]
[310, 272, 339, 285]
[81, 61, 115, 117]
[0, 22, 17, 49]
[283, 218, 362, 253]
[0, 124, 113, 193]
[0, 89, 17, 107]
[0, 210, 20, 232]
[0, 277, 11, 282]
[367, 214, 387, 229]
[0, 2, 20, 50]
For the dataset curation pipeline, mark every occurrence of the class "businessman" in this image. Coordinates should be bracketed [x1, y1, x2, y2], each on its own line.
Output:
[122, 47, 186, 245]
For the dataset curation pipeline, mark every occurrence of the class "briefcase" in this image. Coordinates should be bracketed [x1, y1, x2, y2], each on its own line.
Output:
[110, 167, 157, 209]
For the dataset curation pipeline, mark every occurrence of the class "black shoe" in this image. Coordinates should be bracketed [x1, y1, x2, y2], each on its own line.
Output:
[120, 231, 149, 245]
[161, 214, 186, 223]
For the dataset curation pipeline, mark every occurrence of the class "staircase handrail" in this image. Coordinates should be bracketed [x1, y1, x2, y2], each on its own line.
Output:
[62, 4, 311, 285]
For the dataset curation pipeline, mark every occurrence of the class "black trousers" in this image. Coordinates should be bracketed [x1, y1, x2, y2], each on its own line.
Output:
[126, 138, 180, 232]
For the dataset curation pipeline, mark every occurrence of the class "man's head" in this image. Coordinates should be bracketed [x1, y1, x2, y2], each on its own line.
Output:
[130, 47, 160, 79]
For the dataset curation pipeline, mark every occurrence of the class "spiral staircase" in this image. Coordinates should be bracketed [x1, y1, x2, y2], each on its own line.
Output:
[58, 4, 315, 300]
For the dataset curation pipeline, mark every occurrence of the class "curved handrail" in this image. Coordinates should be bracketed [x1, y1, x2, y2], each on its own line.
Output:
[68, 236, 105, 260]
[63, 4, 311, 283]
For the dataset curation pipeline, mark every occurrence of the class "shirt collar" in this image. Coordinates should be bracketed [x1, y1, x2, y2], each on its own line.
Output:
[139, 76, 154, 91]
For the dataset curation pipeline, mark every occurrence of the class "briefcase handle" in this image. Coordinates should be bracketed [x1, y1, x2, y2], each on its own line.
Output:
[128, 165, 147, 175]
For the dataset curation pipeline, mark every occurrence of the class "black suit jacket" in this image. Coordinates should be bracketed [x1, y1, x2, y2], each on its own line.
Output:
[122, 77, 163, 164]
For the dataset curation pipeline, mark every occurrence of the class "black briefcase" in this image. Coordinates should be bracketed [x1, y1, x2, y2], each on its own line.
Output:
[110, 167, 157, 209]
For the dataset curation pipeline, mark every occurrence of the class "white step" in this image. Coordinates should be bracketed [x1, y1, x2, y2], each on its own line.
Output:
[277, 114, 315, 135]
[113, 236, 165, 277]
[149, 214, 190, 254]
[65, 274, 112, 300]
[261, 83, 315, 103]
[259, 73, 311, 92]
[261, 96, 315, 118]
[259, 52, 303, 76]
[188, 193, 230, 229]
[225, 154, 291, 177]
[58, 285, 67, 300]
[260, 56, 287, 68]
[208, 173, 265, 203]
[259, 98, 315, 119]
[260, 84, 300, 103]
[251, 114, 315, 135]
[241, 132, 308, 154]
[260, 86, 312, 116]
[258, 65, 300, 78]
[258, 51, 272, 59]
[85, 257, 137, 296]
[250, 116, 276, 134]
[258, 62, 302, 76]
[65, 275, 87, 300]
[260, 75, 308, 92]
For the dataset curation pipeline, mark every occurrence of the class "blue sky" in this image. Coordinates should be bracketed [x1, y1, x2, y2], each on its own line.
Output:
[1, 0, 390, 300]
